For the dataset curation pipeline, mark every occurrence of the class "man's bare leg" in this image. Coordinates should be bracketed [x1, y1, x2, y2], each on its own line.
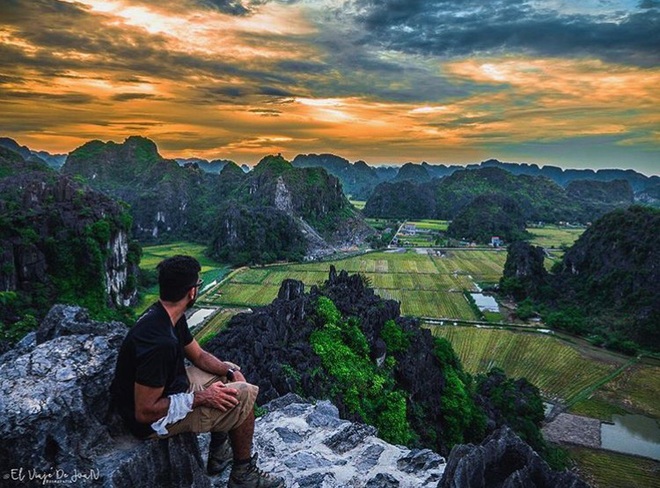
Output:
[229, 409, 255, 461]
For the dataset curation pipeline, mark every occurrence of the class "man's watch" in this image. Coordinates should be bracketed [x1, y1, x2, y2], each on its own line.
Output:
[226, 368, 236, 382]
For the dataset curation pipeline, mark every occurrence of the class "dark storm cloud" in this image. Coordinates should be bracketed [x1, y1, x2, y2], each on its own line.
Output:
[200, 0, 250, 15]
[0, 90, 96, 104]
[111, 93, 159, 102]
[350, 0, 660, 65]
[258, 86, 294, 97]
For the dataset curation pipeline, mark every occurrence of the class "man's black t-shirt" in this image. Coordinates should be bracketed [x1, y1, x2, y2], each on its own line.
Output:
[111, 302, 194, 438]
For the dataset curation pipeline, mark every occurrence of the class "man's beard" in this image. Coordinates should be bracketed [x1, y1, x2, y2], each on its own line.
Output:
[186, 297, 197, 310]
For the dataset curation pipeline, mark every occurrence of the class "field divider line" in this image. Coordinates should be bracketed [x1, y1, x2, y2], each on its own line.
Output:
[564, 357, 639, 408]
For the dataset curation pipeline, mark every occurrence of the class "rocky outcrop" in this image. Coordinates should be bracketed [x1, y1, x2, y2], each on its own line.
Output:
[0, 305, 443, 487]
[499, 241, 549, 300]
[0, 156, 138, 328]
[249, 393, 445, 487]
[0, 305, 211, 487]
[440, 426, 589, 488]
[0, 305, 588, 487]
[206, 268, 466, 454]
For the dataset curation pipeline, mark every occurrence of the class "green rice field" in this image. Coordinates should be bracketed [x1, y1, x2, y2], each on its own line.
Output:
[430, 326, 627, 403]
[526, 225, 586, 249]
[407, 220, 449, 231]
[194, 308, 246, 346]
[569, 447, 660, 488]
[205, 249, 507, 318]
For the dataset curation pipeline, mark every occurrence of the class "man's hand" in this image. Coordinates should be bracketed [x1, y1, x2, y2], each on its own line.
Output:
[195, 383, 240, 411]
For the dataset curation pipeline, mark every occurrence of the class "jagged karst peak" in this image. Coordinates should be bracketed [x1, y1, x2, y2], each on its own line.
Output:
[219, 160, 244, 176]
[253, 154, 293, 174]
[394, 162, 432, 183]
[0, 136, 32, 159]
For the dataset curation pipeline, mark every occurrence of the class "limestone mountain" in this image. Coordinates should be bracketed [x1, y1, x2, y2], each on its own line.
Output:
[62, 136, 213, 241]
[447, 194, 531, 244]
[176, 157, 234, 174]
[363, 180, 437, 219]
[393, 162, 433, 183]
[636, 181, 660, 207]
[501, 206, 660, 351]
[566, 179, 634, 220]
[210, 155, 371, 264]
[292, 153, 383, 199]
[0, 147, 139, 342]
[61, 138, 370, 263]
[0, 137, 65, 170]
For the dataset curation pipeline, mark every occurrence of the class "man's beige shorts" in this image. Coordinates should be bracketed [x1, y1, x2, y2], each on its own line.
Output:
[152, 365, 259, 438]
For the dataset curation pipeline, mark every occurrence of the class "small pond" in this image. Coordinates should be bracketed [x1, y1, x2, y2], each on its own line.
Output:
[601, 414, 660, 461]
[470, 293, 499, 312]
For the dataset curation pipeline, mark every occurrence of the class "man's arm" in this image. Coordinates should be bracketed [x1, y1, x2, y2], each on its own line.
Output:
[135, 379, 240, 424]
[134, 383, 169, 423]
[184, 339, 245, 381]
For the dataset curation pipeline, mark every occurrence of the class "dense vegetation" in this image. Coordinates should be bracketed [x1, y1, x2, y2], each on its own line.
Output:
[447, 194, 531, 244]
[500, 206, 660, 352]
[0, 147, 139, 343]
[310, 298, 415, 444]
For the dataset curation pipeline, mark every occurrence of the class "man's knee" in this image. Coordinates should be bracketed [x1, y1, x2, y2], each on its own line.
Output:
[233, 382, 259, 409]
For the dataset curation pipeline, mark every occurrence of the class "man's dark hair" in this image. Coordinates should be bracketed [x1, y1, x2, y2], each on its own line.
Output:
[157, 255, 202, 302]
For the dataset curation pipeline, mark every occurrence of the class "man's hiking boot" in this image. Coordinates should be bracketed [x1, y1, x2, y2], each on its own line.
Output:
[207, 432, 232, 476]
[228, 453, 285, 488]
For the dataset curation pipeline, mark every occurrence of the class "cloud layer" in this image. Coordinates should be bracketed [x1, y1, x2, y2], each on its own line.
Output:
[0, 0, 658, 173]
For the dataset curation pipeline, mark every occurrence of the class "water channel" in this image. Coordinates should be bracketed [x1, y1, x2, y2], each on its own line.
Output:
[470, 293, 499, 312]
[601, 414, 660, 461]
[187, 308, 215, 328]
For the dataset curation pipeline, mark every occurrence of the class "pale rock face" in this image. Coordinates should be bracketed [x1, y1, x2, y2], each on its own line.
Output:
[275, 176, 293, 213]
[105, 230, 136, 307]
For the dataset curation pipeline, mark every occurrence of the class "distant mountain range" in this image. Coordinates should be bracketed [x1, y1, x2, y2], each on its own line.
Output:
[292, 154, 659, 202]
[0, 137, 66, 170]
[364, 166, 642, 224]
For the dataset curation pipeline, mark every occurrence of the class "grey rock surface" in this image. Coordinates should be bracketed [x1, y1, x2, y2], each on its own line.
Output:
[248, 393, 446, 487]
[0, 305, 210, 487]
[439, 426, 590, 488]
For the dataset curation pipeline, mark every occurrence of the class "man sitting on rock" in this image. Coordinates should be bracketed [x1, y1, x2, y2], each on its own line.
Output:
[111, 255, 284, 488]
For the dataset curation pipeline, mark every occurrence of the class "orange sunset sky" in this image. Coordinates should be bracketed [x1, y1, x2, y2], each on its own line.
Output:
[1, 0, 659, 174]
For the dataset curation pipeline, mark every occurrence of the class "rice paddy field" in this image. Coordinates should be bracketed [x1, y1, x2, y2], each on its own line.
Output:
[569, 447, 660, 488]
[526, 225, 586, 249]
[194, 308, 246, 346]
[570, 363, 660, 419]
[204, 249, 507, 318]
[429, 326, 628, 404]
